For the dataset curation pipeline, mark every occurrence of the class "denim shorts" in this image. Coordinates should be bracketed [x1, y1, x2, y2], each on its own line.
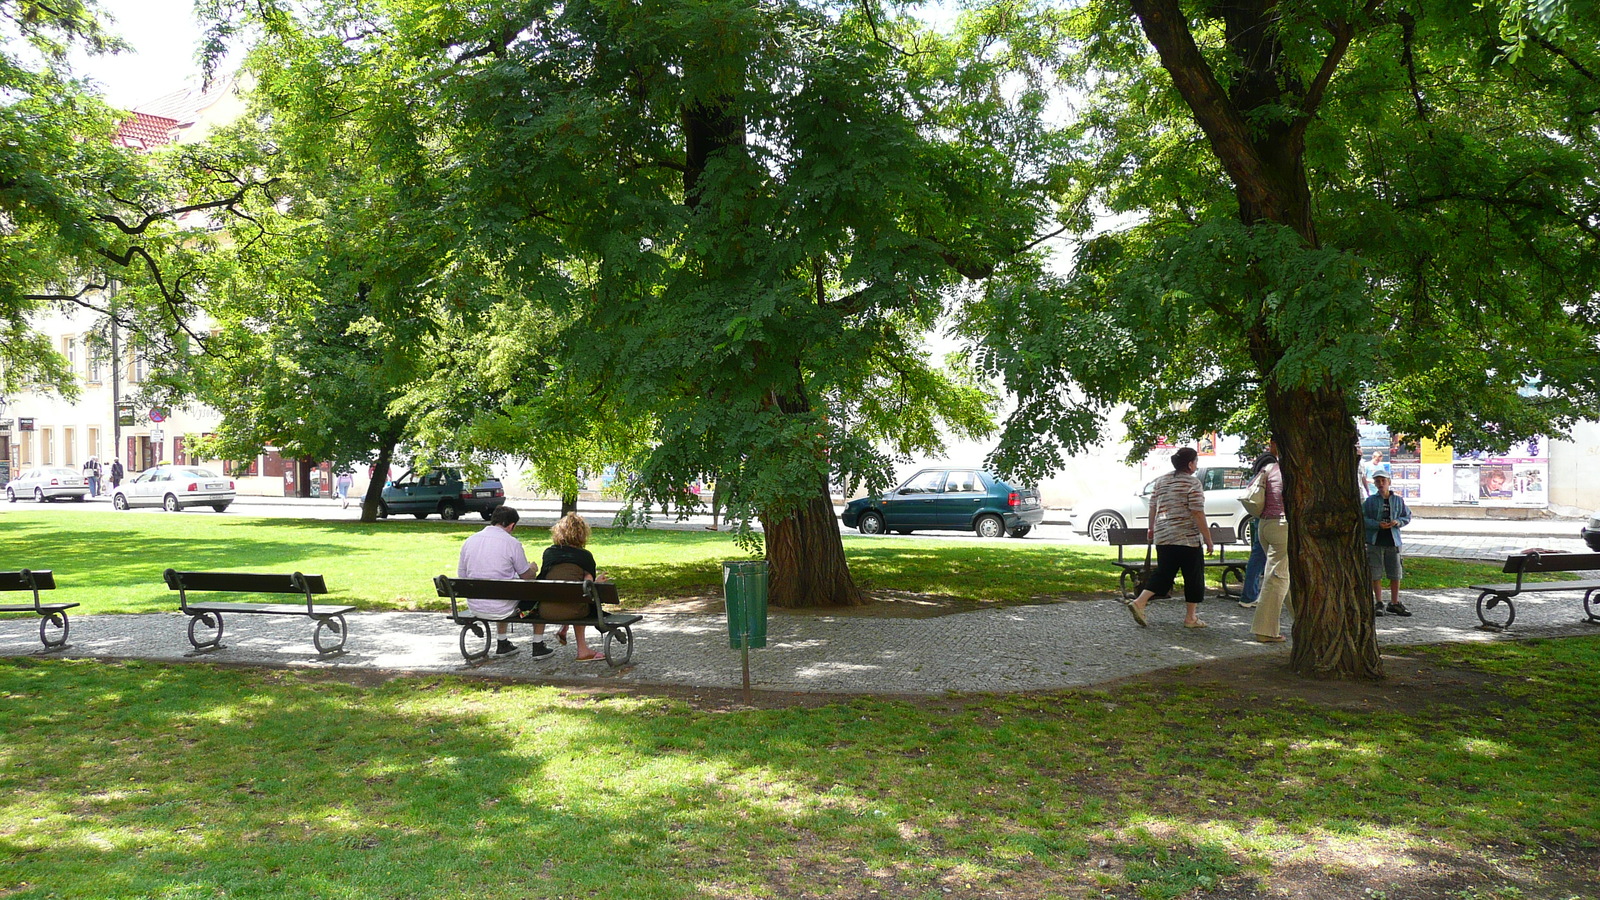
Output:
[1367, 544, 1403, 582]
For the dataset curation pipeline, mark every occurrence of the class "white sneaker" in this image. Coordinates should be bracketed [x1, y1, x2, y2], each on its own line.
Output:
[1237, 600, 1258, 608]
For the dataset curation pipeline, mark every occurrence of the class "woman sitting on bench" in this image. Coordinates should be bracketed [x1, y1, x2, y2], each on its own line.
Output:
[542, 513, 610, 661]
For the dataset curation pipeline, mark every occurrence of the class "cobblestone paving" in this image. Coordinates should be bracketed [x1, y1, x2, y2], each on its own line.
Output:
[4, 529, 1594, 695]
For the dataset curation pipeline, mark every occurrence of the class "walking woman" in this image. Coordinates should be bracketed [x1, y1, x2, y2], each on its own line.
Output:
[1250, 440, 1292, 642]
[1125, 447, 1214, 628]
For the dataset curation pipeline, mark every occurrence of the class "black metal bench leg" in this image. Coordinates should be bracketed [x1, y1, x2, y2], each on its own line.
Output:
[38, 611, 70, 651]
[603, 625, 633, 667]
[187, 611, 224, 651]
[459, 621, 490, 662]
[313, 614, 348, 654]
[1584, 588, 1600, 625]
[1475, 591, 1515, 631]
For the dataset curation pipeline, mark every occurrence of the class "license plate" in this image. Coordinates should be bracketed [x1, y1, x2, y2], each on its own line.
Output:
[474, 490, 494, 497]
[205, 482, 225, 490]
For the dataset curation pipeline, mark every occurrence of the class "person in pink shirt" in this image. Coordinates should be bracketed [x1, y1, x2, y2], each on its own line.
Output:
[1250, 440, 1291, 642]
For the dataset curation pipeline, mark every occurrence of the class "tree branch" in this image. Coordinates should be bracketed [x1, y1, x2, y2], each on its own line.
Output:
[94, 177, 279, 235]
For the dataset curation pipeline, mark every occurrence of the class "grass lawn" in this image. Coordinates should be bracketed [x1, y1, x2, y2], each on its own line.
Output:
[1, 509, 1517, 614]
[2, 637, 1597, 898]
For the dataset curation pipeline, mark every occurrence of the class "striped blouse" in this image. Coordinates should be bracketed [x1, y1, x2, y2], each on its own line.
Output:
[1149, 471, 1205, 547]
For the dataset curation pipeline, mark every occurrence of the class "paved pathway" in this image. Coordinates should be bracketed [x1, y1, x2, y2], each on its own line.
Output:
[4, 526, 1594, 695]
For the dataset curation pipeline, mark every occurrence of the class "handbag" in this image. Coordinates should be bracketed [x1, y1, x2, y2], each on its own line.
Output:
[1241, 467, 1269, 517]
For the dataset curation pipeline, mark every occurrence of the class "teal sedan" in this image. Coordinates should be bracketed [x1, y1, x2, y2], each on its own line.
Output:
[841, 468, 1044, 538]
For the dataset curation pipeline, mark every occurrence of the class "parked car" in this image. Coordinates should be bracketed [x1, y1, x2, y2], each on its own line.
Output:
[111, 465, 236, 512]
[379, 467, 505, 521]
[5, 466, 88, 503]
[1069, 466, 1254, 542]
[840, 467, 1044, 538]
[1584, 513, 1600, 552]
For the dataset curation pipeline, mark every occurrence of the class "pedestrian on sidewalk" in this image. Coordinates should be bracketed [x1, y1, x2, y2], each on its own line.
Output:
[1249, 442, 1292, 642]
[1236, 447, 1278, 609]
[1124, 447, 1213, 629]
[1364, 471, 1413, 617]
[82, 456, 101, 497]
[335, 470, 354, 508]
[109, 458, 124, 491]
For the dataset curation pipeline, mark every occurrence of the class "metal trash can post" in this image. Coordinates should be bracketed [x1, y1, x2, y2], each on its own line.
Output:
[722, 560, 769, 700]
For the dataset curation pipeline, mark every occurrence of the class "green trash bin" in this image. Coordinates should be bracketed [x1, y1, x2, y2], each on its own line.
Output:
[722, 560, 769, 649]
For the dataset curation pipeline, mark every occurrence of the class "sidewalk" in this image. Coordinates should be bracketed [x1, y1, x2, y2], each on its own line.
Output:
[7, 532, 1595, 695]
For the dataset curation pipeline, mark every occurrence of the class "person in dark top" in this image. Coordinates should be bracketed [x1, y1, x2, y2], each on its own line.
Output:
[542, 513, 610, 661]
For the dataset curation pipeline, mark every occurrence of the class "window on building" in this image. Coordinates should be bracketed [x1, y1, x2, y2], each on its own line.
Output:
[17, 434, 31, 467]
[40, 429, 54, 465]
[63, 427, 75, 466]
[88, 427, 100, 461]
[87, 346, 103, 384]
[61, 336, 78, 373]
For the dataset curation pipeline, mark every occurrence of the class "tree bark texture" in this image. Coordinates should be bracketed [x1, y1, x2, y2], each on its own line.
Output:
[761, 479, 868, 608]
[1271, 384, 1383, 679]
[1132, 0, 1382, 678]
[359, 431, 401, 523]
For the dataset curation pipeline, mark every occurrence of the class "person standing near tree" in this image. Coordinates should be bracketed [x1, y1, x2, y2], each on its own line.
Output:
[1124, 447, 1213, 629]
[1249, 442, 1292, 642]
[1235, 447, 1278, 609]
[1364, 471, 1414, 618]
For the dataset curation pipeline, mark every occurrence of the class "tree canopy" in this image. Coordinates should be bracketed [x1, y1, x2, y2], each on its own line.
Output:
[965, 0, 1600, 676]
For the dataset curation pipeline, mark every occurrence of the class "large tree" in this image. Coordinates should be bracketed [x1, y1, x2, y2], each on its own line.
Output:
[208, 0, 1060, 607]
[969, 1, 1600, 677]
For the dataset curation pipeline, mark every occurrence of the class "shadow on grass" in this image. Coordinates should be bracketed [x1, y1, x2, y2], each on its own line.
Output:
[4, 640, 1598, 898]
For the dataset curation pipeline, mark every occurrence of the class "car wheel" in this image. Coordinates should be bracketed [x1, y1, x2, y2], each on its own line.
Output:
[857, 511, 885, 535]
[480, 510, 494, 521]
[163, 493, 182, 513]
[73, 495, 86, 502]
[5, 488, 13, 502]
[1086, 511, 1126, 542]
[1009, 525, 1032, 538]
[212, 503, 231, 513]
[1238, 517, 1255, 548]
[975, 514, 1005, 538]
[377, 501, 389, 519]
[438, 500, 460, 521]
[113, 493, 129, 510]
[34, 488, 45, 502]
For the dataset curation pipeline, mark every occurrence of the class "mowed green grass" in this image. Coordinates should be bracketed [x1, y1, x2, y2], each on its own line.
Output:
[2, 637, 1598, 898]
[1, 509, 1515, 614]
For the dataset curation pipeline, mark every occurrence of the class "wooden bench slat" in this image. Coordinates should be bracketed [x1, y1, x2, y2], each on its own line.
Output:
[1471, 579, 1600, 594]
[1501, 552, 1600, 574]
[0, 570, 56, 591]
[165, 571, 328, 594]
[184, 602, 356, 616]
[0, 602, 78, 613]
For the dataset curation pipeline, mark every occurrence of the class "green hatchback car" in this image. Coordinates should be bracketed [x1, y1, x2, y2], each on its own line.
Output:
[841, 467, 1045, 538]
[378, 467, 506, 521]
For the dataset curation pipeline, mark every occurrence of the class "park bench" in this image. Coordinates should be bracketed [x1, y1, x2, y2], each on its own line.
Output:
[433, 575, 641, 667]
[1108, 525, 1246, 601]
[163, 569, 354, 654]
[1470, 551, 1600, 631]
[0, 569, 76, 651]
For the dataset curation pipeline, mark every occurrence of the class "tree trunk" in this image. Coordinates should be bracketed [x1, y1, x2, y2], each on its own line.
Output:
[1130, 0, 1383, 678]
[561, 490, 578, 518]
[761, 476, 866, 608]
[1270, 384, 1383, 679]
[359, 433, 400, 523]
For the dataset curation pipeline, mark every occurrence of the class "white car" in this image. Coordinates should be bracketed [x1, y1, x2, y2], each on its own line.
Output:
[111, 465, 237, 513]
[1069, 465, 1254, 542]
[5, 466, 89, 503]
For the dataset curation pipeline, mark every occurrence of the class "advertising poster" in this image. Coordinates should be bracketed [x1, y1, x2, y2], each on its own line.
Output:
[1360, 424, 1548, 508]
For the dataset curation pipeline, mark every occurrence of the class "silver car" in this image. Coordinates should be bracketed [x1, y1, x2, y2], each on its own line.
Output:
[5, 466, 89, 503]
[111, 465, 237, 513]
[1069, 466, 1254, 542]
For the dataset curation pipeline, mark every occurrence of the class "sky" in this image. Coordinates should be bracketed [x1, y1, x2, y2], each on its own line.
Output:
[73, 0, 219, 109]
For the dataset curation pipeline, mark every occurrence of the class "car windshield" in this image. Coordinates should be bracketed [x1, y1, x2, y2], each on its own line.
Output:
[178, 468, 221, 480]
[44, 468, 78, 478]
